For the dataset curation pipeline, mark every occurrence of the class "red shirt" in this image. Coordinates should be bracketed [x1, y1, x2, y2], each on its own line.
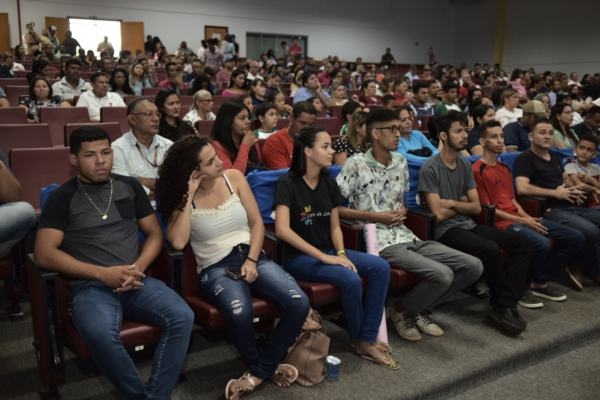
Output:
[262, 127, 293, 170]
[472, 159, 518, 230]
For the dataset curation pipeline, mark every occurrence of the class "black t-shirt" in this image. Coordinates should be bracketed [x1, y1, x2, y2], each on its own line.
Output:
[274, 173, 345, 259]
[513, 149, 568, 208]
[159, 118, 196, 142]
[39, 174, 154, 270]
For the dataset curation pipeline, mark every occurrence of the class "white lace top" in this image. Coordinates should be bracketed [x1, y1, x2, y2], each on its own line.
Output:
[189, 174, 251, 272]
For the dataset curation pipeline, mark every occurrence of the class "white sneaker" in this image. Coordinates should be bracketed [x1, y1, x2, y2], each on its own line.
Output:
[415, 313, 444, 337]
[389, 308, 422, 341]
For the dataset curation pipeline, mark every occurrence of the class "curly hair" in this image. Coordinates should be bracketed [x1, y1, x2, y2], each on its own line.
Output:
[157, 135, 212, 221]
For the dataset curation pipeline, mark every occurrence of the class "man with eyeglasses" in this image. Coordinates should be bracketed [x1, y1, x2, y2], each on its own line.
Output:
[111, 98, 173, 198]
[419, 111, 532, 336]
[76, 71, 125, 121]
[337, 108, 483, 342]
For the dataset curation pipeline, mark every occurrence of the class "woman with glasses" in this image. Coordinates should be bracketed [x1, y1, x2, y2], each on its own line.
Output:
[158, 135, 308, 400]
[184, 89, 216, 125]
[155, 89, 197, 142]
[274, 127, 398, 370]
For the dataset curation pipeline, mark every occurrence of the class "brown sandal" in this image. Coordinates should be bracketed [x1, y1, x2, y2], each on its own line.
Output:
[225, 372, 257, 400]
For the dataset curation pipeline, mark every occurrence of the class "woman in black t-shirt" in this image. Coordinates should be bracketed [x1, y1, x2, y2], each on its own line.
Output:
[274, 127, 398, 370]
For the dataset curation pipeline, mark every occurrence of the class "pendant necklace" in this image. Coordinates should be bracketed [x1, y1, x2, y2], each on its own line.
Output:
[78, 176, 113, 220]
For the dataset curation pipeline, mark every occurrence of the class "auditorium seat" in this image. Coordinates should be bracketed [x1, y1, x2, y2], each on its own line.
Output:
[142, 87, 162, 96]
[195, 120, 215, 137]
[9, 146, 75, 210]
[5, 85, 28, 106]
[316, 117, 342, 136]
[0, 107, 27, 124]
[64, 122, 122, 145]
[100, 107, 129, 133]
[0, 78, 28, 90]
[0, 123, 53, 154]
[39, 107, 91, 146]
[213, 95, 228, 109]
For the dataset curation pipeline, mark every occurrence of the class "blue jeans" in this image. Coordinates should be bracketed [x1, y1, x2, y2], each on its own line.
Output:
[545, 206, 600, 279]
[71, 277, 194, 400]
[507, 219, 585, 284]
[199, 244, 310, 380]
[285, 249, 390, 343]
[0, 201, 36, 257]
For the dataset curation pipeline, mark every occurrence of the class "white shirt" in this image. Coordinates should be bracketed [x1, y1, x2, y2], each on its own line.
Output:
[10, 62, 26, 73]
[76, 90, 126, 121]
[111, 130, 173, 194]
[495, 107, 523, 128]
[182, 109, 216, 125]
[52, 77, 92, 101]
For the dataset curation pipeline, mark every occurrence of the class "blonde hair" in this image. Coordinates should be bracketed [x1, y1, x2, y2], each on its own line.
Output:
[192, 89, 212, 111]
[346, 111, 368, 149]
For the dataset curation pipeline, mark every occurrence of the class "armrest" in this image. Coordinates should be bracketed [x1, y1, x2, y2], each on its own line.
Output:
[25, 254, 64, 375]
[472, 204, 495, 226]
[155, 242, 184, 294]
[405, 208, 435, 241]
[517, 196, 547, 217]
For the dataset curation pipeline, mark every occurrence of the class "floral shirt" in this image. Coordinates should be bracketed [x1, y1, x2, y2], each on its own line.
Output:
[19, 96, 63, 121]
[336, 149, 418, 249]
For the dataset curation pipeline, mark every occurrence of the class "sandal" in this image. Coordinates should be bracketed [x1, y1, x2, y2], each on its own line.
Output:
[352, 341, 392, 354]
[356, 350, 400, 370]
[271, 363, 299, 387]
[225, 372, 257, 400]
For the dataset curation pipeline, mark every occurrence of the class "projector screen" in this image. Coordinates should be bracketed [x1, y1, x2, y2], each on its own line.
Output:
[69, 17, 121, 57]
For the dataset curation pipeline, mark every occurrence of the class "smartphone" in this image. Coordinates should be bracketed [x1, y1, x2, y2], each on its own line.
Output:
[225, 268, 244, 280]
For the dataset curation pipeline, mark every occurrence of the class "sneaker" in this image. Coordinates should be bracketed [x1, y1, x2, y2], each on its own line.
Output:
[518, 292, 544, 309]
[415, 313, 444, 336]
[389, 308, 421, 341]
[486, 306, 526, 336]
[531, 284, 567, 302]
[565, 265, 583, 291]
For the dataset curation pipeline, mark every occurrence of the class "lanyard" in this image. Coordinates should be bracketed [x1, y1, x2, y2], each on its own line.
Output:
[135, 142, 159, 168]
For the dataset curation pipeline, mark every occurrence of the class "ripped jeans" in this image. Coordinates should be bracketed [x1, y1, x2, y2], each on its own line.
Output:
[199, 244, 310, 380]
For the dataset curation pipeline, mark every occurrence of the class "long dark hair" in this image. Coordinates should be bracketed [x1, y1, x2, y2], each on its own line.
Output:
[550, 103, 578, 145]
[212, 100, 259, 166]
[157, 135, 212, 221]
[28, 76, 53, 100]
[289, 127, 328, 177]
[109, 67, 134, 95]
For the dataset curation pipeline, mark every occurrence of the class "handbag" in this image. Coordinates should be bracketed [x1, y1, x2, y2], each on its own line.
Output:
[284, 308, 331, 386]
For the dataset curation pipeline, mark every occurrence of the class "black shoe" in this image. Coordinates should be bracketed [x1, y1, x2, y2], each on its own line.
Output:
[486, 307, 526, 336]
[531, 284, 567, 302]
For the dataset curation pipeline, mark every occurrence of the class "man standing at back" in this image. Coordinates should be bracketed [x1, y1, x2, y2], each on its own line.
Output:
[419, 111, 532, 335]
[111, 98, 172, 198]
[262, 101, 317, 170]
[34, 126, 193, 399]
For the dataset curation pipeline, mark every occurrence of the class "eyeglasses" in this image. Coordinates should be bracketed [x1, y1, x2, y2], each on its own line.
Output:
[377, 125, 401, 133]
[131, 111, 161, 118]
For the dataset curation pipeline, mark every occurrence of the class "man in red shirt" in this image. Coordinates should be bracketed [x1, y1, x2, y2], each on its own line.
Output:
[262, 101, 317, 170]
[472, 120, 584, 308]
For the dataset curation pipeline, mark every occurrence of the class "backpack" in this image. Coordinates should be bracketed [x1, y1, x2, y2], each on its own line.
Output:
[284, 308, 330, 386]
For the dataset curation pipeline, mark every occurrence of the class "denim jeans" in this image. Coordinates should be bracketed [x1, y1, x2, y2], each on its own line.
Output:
[506, 219, 585, 284]
[199, 244, 310, 380]
[71, 277, 194, 400]
[285, 248, 390, 343]
[545, 206, 600, 279]
[0, 201, 36, 257]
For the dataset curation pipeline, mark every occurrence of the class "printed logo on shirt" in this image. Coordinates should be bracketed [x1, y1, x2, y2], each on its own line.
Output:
[300, 205, 331, 225]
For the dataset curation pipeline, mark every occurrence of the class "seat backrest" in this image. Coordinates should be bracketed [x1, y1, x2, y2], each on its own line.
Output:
[9, 146, 75, 209]
[0, 107, 27, 124]
[100, 107, 129, 133]
[0, 123, 53, 154]
[39, 107, 91, 146]
[142, 87, 162, 96]
[195, 120, 215, 137]
[64, 122, 122, 146]
[5, 85, 29, 106]
[315, 117, 342, 136]
[0, 78, 28, 90]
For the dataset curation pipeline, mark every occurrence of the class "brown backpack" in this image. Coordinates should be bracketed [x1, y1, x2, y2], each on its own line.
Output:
[284, 308, 331, 386]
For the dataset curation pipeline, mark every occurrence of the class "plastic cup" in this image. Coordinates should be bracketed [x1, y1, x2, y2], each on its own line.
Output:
[326, 355, 341, 381]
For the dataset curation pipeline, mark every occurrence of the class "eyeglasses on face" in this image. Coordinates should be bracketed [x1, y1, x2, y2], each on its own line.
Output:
[131, 111, 161, 118]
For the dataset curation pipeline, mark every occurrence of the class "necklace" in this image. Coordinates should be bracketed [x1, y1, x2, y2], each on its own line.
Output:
[78, 176, 113, 220]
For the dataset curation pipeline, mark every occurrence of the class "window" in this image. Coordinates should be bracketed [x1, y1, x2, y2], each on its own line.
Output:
[69, 17, 121, 57]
